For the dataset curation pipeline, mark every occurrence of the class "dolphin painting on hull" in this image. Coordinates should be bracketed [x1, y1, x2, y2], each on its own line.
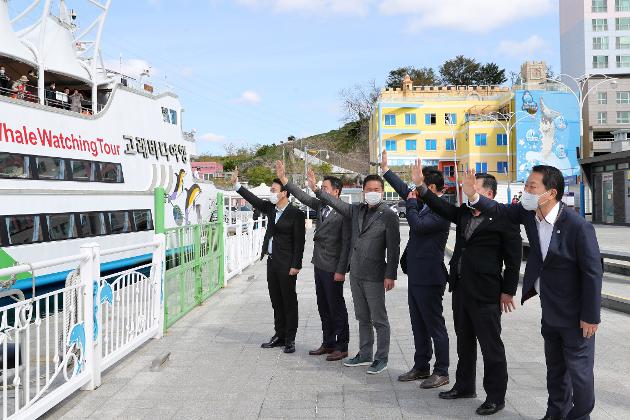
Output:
[168, 169, 186, 203]
[184, 184, 201, 225]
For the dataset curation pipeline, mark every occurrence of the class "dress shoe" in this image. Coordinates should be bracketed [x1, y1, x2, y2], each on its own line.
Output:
[476, 401, 505, 416]
[309, 345, 334, 356]
[420, 374, 449, 389]
[438, 388, 477, 400]
[541, 415, 564, 420]
[326, 350, 348, 361]
[261, 335, 285, 349]
[398, 368, 430, 382]
[283, 341, 296, 354]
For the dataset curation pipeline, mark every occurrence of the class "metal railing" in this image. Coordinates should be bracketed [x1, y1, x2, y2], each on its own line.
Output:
[224, 218, 267, 283]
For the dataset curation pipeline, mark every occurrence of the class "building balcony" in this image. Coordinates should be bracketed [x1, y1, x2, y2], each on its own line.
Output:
[592, 140, 613, 152]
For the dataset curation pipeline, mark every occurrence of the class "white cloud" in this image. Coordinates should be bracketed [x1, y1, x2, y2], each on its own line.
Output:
[234, 90, 262, 104]
[104, 58, 155, 79]
[199, 132, 227, 142]
[235, 0, 372, 16]
[378, 0, 554, 33]
[498, 35, 550, 57]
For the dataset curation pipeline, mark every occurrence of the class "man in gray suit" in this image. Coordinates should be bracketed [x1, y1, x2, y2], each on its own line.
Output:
[276, 161, 351, 361]
[307, 168, 400, 375]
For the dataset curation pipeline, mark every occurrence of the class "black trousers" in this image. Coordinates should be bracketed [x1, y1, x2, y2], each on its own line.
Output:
[266, 260, 298, 342]
[409, 285, 449, 376]
[314, 267, 349, 352]
[452, 286, 507, 404]
[541, 321, 595, 420]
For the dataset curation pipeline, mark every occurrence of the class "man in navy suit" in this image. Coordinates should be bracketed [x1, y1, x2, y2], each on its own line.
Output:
[469, 165, 603, 420]
[381, 151, 451, 389]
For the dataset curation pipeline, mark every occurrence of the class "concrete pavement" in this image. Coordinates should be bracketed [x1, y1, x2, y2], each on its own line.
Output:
[44, 227, 630, 419]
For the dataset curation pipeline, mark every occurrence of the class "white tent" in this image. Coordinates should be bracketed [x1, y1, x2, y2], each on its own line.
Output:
[0, 0, 36, 66]
[249, 182, 272, 197]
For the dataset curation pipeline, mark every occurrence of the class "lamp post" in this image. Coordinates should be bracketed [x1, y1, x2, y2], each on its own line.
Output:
[547, 73, 618, 217]
[445, 115, 461, 205]
[481, 111, 535, 204]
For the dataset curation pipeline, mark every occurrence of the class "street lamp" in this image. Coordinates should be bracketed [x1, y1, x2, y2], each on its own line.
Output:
[547, 73, 618, 217]
[445, 115, 461, 205]
[481, 111, 535, 203]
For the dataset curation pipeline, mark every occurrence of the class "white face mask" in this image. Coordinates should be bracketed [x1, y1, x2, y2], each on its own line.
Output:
[521, 190, 550, 211]
[0, 69, 4, 75]
[269, 192, 280, 205]
[364, 191, 382, 206]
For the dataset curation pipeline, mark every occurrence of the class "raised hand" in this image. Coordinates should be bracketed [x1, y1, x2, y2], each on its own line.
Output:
[407, 189, 418, 200]
[381, 150, 389, 173]
[411, 158, 424, 186]
[230, 166, 239, 186]
[275, 160, 288, 185]
[307, 168, 318, 192]
[461, 169, 477, 199]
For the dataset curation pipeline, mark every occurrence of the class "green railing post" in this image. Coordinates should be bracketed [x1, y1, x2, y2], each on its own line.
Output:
[154, 187, 165, 234]
[194, 224, 202, 305]
[217, 192, 225, 288]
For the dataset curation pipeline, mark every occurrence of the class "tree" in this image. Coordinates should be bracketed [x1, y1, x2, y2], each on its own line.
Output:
[222, 158, 237, 172]
[244, 166, 275, 186]
[339, 80, 380, 146]
[439, 55, 481, 86]
[476, 63, 507, 85]
[385, 66, 437, 88]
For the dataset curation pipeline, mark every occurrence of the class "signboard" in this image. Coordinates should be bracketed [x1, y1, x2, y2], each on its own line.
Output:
[514, 90, 580, 181]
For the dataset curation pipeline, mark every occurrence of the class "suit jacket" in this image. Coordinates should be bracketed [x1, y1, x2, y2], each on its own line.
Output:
[237, 185, 306, 273]
[383, 170, 449, 287]
[421, 188, 522, 303]
[472, 196, 603, 327]
[284, 183, 351, 274]
[315, 190, 400, 282]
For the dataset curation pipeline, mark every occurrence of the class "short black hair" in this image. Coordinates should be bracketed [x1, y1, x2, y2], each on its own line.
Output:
[423, 167, 444, 191]
[323, 176, 343, 194]
[363, 174, 384, 190]
[532, 165, 565, 200]
[475, 173, 497, 198]
[272, 178, 290, 198]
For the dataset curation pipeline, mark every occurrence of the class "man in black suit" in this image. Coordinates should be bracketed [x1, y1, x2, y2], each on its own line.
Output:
[232, 169, 306, 354]
[469, 165, 602, 420]
[380, 151, 451, 389]
[276, 161, 351, 361]
[412, 160, 522, 416]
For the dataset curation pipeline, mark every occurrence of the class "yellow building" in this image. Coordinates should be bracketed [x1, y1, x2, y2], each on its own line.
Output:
[369, 75, 517, 195]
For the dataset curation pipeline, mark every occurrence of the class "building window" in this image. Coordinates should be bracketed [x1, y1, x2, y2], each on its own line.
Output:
[406, 139, 417, 150]
[445, 138, 456, 151]
[593, 36, 609, 50]
[617, 111, 630, 123]
[474, 133, 487, 146]
[597, 111, 608, 124]
[497, 162, 508, 174]
[385, 139, 397, 151]
[444, 113, 457, 124]
[597, 92, 608, 104]
[496, 133, 508, 146]
[616, 55, 630, 67]
[593, 55, 609, 69]
[444, 165, 454, 178]
[384, 114, 396, 126]
[424, 113, 436, 125]
[593, 18, 608, 31]
[617, 91, 630, 104]
[617, 36, 630, 50]
[425, 139, 437, 151]
[404, 113, 416, 125]
[617, 17, 630, 30]
[475, 162, 488, 173]
[592, 0, 607, 11]
[617, 0, 630, 11]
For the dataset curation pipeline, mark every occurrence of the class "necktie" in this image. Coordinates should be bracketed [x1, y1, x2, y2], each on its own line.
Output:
[322, 206, 330, 220]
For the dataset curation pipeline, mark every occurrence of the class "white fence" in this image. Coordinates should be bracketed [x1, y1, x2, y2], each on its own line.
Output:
[0, 236, 165, 420]
[224, 218, 267, 283]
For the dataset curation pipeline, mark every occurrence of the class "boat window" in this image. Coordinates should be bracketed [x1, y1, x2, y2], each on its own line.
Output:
[108, 211, 131, 234]
[78, 212, 107, 237]
[70, 160, 97, 181]
[35, 156, 66, 180]
[99, 162, 124, 183]
[46, 214, 78, 241]
[133, 210, 154, 231]
[0, 153, 30, 179]
[169, 109, 177, 125]
[162, 107, 170, 123]
[4, 215, 43, 245]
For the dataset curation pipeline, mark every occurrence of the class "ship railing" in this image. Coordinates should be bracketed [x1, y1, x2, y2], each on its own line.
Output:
[0, 83, 94, 115]
[0, 237, 165, 420]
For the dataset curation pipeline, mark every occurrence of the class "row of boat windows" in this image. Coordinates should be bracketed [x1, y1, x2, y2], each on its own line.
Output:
[0, 152, 124, 183]
[0, 210, 154, 247]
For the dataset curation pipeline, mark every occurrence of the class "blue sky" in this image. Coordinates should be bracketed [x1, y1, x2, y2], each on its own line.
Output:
[96, 0, 561, 155]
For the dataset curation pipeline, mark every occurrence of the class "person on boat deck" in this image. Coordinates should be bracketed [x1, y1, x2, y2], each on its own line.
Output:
[46, 82, 57, 106]
[0, 67, 11, 95]
[62, 88, 71, 110]
[70, 89, 84, 113]
[12, 75, 28, 100]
